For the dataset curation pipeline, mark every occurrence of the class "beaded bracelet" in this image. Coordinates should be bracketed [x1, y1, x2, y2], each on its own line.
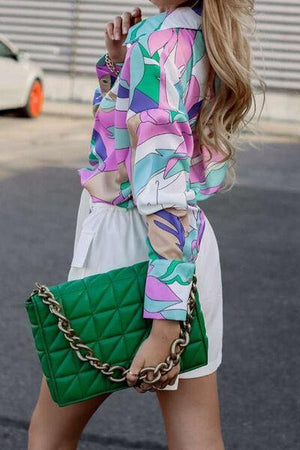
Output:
[105, 53, 120, 76]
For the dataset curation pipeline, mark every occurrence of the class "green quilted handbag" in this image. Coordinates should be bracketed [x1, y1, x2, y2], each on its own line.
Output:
[25, 260, 208, 407]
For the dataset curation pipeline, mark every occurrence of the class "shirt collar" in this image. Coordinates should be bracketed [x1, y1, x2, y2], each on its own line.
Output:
[123, 2, 202, 46]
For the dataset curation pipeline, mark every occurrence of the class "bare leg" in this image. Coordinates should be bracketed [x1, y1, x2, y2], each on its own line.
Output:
[156, 372, 224, 450]
[28, 374, 111, 450]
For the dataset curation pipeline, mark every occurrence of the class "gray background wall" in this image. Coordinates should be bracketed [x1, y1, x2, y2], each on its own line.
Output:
[1, 0, 300, 106]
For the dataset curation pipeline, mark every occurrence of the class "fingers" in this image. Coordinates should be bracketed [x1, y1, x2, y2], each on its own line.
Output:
[126, 369, 139, 387]
[113, 15, 122, 40]
[127, 364, 159, 394]
[105, 8, 142, 41]
[132, 7, 142, 24]
[155, 366, 180, 390]
[126, 353, 144, 387]
[137, 367, 179, 393]
[106, 22, 115, 41]
[135, 369, 154, 394]
[168, 374, 178, 385]
[122, 12, 131, 34]
[156, 374, 170, 390]
[132, 7, 141, 17]
[130, 368, 179, 393]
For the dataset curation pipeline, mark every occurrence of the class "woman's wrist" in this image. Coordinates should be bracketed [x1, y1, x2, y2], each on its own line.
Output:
[107, 47, 127, 64]
[151, 319, 181, 340]
[109, 54, 124, 64]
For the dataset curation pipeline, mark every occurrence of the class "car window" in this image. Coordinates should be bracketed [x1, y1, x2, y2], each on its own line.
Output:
[0, 41, 15, 58]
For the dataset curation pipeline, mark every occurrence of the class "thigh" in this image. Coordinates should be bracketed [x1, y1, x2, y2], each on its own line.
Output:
[28, 374, 110, 449]
[156, 372, 224, 450]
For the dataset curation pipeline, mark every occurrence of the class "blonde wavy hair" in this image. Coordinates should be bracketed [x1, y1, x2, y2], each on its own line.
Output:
[198, 0, 265, 188]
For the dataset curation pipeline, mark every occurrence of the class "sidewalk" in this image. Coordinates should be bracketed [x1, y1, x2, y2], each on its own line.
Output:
[43, 100, 92, 119]
[43, 100, 300, 144]
[242, 119, 300, 144]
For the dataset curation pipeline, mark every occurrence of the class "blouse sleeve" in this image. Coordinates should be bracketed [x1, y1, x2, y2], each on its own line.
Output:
[92, 54, 124, 116]
[125, 38, 202, 322]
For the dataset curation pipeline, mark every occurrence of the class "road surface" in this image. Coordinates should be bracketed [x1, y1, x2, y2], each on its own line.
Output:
[0, 113, 299, 449]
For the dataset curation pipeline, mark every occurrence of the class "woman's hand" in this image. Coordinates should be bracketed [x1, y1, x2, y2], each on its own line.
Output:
[126, 320, 181, 393]
[104, 8, 142, 63]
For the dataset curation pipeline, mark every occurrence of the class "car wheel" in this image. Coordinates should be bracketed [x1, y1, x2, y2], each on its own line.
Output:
[20, 79, 44, 118]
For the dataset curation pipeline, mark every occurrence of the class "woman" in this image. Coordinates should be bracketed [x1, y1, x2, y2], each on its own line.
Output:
[28, 0, 257, 448]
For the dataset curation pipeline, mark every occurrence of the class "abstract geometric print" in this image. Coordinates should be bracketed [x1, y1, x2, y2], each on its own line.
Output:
[77, 4, 227, 320]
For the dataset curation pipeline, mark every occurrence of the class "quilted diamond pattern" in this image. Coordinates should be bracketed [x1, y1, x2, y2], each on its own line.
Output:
[25, 260, 208, 406]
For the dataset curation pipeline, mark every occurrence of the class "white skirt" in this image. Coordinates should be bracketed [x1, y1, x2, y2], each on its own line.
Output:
[67, 188, 223, 390]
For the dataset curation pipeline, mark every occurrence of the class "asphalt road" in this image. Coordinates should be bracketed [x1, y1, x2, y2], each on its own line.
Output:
[0, 113, 299, 450]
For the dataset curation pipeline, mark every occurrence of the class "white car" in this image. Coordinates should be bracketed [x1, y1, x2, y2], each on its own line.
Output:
[0, 34, 44, 117]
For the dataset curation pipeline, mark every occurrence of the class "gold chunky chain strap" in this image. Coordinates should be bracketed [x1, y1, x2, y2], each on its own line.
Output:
[30, 274, 198, 386]
[105, 53, 120, 76]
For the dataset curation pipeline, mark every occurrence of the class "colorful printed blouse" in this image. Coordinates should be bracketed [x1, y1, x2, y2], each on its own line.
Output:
[77, 3, 228, 321]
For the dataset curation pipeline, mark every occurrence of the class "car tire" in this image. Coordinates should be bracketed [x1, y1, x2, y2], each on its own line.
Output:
[19, 79, 44, 118]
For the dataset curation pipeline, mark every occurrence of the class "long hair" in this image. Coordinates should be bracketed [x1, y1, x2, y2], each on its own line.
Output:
[198, 0, 264, 188]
